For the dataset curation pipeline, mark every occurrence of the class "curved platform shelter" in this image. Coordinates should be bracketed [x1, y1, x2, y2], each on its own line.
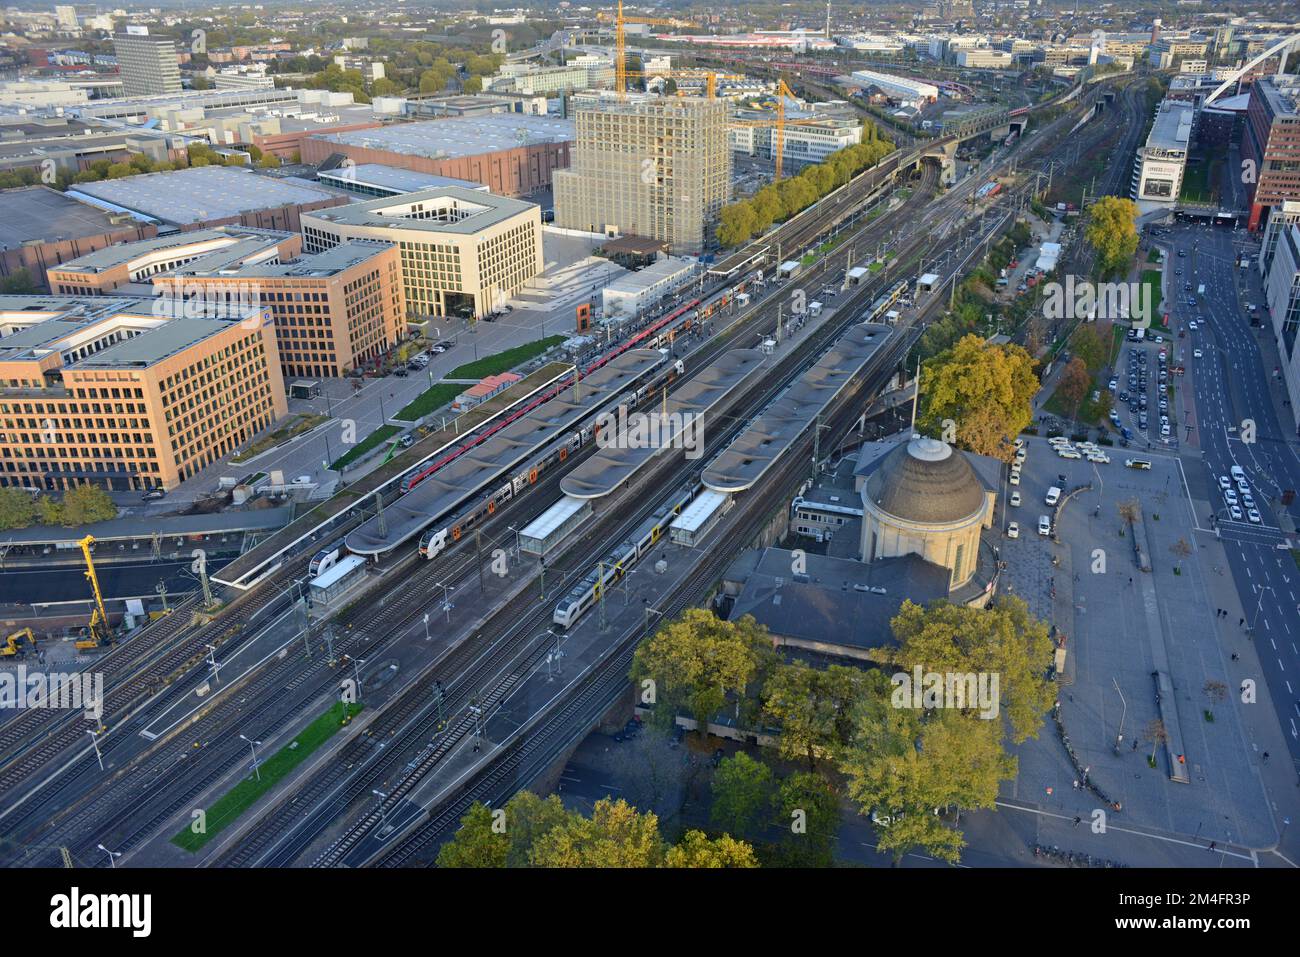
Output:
[345, 349, 666, 555]
[561, 349, 767, 500]
[703, 323, 896, 493]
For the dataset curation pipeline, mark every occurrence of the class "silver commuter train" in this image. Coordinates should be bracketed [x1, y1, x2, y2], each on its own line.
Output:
[552, 483, 698, 629]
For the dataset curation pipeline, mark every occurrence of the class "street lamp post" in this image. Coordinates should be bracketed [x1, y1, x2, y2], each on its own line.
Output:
[1249, 585, 1274, 634]
[97, 843, 121, 868]
[372, 789, 389, 827]
[240, 734, 263, 781]
[435, 581, 454, 623]
[348, 655, 366, 694]
[423, 612, 431, 642]
[86, 728, 104, 771]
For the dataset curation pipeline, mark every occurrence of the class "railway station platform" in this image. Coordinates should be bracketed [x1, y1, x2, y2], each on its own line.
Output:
[560, 349, 767, 500]
[345, 349, 668, 557]
[704, 323, 896, 493]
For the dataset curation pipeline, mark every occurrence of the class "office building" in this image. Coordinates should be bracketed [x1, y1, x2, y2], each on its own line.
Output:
[301, 186, 543, 321]
[0, 295, 286, 492]
[553, 95, 732, 256]
[730, 117, 862, 169]
[47, 227, 302, 297]
[1244, 76, 1300, 231]
[1130, 100, 1193, 209]
[1262, 225, 1300, 417]
[112, 29, 181, 97]
[155, 241, 406, 380]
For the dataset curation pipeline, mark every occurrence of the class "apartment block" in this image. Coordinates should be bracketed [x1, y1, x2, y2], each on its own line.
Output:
[553, 95, 732, 256]
[156, 241, 406, 379]
[301, 187, 542, 321]
[112, 30, 181, 97]
[0, 296, 286, 492]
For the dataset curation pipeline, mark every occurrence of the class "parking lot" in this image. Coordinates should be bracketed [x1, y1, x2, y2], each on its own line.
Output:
[996, 435, 1277, 851]
[1110, 334, 1179, 451]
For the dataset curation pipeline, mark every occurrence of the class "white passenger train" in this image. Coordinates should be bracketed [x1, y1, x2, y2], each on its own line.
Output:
[418, 425, 592, 560]
[551, 483, 697, 629]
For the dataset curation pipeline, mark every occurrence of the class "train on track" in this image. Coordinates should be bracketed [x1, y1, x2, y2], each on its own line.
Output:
[552, 483, 698, 629]
[308, 539, 348, 577]
[864, 280, 910, 324]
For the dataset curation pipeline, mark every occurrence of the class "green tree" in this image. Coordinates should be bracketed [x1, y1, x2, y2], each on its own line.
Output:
[371, 77, 401, 97]
[717, 202, 758, 248]
[762, 663, 867, 770]
[917, 334, 1038, 462]
[879, 596, 1056, 745]
[106, 162, 134, 179]
[0, 487, 38, 530]
[663, 830, 758, 868]
[1069, 323, 1108, 373]
[841, 671, 1012, 864]
[770, 771, 840, 867]
[710, 752, 774, 839]
[435, 802, 509, 867]
[1055, 356, 1091, 420]
[57, 485, 117, 526]
[529, 798, 666, 867]
[629, 609, 775, 731]
[1085, 195, 1139, 278]
[0, 269, 38, 294]
[257, 152, 281, 169]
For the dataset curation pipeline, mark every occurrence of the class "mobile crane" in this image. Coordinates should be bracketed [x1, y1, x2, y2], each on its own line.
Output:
[74, 534, 113, 652]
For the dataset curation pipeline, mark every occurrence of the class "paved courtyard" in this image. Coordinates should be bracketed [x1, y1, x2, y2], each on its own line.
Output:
[997, 436, 1277, 857]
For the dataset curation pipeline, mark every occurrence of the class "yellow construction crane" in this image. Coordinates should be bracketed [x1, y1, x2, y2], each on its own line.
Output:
[75, 535, 112, 652]
[731, 79, 807, 181]
[598, 2, 695, 96]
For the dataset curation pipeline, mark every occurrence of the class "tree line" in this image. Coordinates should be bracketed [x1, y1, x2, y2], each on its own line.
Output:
[717, 125, 895, 248]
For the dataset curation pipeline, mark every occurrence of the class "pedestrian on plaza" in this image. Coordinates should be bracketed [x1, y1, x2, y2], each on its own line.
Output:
[1231, 653, 1239, 661]
[1240, 618, 1245, 627]
[1263, 752, 1270, 763]
[1208, 842, 1217, 852]
[1073, 816, 1082, 828]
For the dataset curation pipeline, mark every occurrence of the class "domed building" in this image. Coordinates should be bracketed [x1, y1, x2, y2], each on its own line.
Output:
[859, 435, 996, 594]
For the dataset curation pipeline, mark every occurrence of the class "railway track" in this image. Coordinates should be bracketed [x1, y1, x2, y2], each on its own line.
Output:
[0, 561, 306, 810]
[219, 192, 938, 868]
[4, 173, 939, 868]
[370, 325, 920, 868]
[364, 92, 1132, 866]
[308, 216, 953, 869]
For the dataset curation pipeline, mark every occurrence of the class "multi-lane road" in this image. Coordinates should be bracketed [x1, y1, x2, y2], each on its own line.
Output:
[1168, 222, 1300, 764]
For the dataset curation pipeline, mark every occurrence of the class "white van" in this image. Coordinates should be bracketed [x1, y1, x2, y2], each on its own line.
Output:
[1229, 465, 1245, 481]
[1045, 486, 1061, 506]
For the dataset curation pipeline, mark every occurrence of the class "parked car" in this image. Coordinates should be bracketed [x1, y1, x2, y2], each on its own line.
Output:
[1037, 515, 1052, 536]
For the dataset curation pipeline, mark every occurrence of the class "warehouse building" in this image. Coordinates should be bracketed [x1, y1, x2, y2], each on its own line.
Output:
[300, 114, 574, 197]
[301, 186, 543, 321]
[0, 186, 158, 292]
[0, 295, 286, 491]
[67, 165, 349, 233]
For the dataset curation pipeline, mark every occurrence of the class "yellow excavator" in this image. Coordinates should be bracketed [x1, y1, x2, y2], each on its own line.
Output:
[74, 535, 113, 652]
[1, 628, 36, 658]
